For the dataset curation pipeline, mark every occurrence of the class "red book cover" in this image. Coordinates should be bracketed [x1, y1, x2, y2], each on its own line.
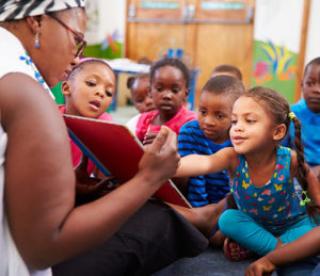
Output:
[64, 114, 191, 208]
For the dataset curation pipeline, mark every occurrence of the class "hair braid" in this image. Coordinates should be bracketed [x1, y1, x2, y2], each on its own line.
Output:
[291, 117, 308, 190]
[291, 116, 319, 219]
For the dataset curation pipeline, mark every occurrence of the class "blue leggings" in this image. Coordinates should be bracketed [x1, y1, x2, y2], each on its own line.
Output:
[218, 209, 315, 256]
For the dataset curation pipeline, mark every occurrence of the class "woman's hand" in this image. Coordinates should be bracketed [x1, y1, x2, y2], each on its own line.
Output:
[138, 126, 180, 187]
[245, 257, 276, 276]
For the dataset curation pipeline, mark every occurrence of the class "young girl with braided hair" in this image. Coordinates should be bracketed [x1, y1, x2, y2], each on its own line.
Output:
[176, 86, 320, 260]
[135, 57, 196, 145]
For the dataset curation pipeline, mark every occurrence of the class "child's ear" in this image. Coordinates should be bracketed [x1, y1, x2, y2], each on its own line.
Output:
[61, 81, 71, 96]
[273, 123, 287, 141]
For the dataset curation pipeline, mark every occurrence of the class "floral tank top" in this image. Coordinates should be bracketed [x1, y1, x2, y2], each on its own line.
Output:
[230, 146, 307, 234]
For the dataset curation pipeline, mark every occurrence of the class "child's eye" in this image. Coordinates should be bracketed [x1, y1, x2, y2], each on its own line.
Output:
[172, 87, 181, 93]
[135, 97, 144, 103]
[155, 86, 163, 92]
[86, 80, 96, 87]
[246, 119, 256, 124]
[199, 109, 207, 116]
[105, 90, 113, 97]
[231, 119, 237, 125]
[216, 114, 225, 120]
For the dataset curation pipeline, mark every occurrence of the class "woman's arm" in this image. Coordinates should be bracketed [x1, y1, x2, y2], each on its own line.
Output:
[246, 227, 320, 276]
[175, 147, 236, 178]
[1, 74, 179, 269]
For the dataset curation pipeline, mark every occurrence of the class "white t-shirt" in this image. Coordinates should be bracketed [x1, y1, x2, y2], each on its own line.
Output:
[126, 113, 141, 134]
[0, 27, 52, 276]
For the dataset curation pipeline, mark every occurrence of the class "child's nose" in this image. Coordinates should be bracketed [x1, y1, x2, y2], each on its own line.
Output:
[233, 123, 243, 131]
[314, 84, 320, 93]
[95, 90, 105, 98]
[204, 116, 216, 126]
[163, 90, 173, 99]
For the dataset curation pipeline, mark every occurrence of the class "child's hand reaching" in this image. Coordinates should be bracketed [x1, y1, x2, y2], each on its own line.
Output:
[139, 126, 180, 187]
[245, 257, 276, 276]
[143, 125, 160, 145]
[75, 156, 116, 202]
[143, 131, 158, 145]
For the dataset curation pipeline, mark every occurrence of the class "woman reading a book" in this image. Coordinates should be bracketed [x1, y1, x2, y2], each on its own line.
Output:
[0, 1, 207, 275]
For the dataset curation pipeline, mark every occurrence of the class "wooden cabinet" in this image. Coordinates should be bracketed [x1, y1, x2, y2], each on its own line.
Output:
[125, 0, 255, 106]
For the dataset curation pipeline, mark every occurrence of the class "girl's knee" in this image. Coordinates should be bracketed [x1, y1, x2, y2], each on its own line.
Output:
[218, 209, 241, 236]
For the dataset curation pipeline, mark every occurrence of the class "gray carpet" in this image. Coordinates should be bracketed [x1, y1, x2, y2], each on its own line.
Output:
[154, 248, 320, 276]
[153, 248, 254, 276]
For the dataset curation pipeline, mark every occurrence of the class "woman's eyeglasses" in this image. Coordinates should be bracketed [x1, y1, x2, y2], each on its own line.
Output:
[48, 14, 87, 58]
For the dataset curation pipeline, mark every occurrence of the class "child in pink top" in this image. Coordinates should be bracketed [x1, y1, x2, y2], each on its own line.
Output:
[59, 105, 112, 171]
[135, 58, 196, 144]
[60, 58, 114, 173]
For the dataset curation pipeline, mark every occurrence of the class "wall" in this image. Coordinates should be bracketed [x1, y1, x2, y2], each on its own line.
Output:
[125, 0, 254, 109]
[85, 0, 126, 58]
[85, 0, 316, 105]
[305, 0, 320, 65]
[251, 0, 304, 103]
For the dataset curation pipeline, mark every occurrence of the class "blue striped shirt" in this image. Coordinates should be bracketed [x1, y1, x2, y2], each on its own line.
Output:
[178, 120, 231, 207]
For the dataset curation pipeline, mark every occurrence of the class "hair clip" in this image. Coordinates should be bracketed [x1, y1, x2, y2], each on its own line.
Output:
[300, 190, 311, 206]
[288, 112, 296, 120]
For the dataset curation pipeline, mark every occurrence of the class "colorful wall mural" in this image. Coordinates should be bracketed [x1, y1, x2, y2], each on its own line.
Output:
[252, 40, 298, 103]
[251, 0, 304, 103]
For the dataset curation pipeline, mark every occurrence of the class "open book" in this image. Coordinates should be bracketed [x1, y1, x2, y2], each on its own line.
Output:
[64, 114, 191, 208]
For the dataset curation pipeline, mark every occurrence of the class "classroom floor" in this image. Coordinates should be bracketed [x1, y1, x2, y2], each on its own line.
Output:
[153, 248, 253, 276]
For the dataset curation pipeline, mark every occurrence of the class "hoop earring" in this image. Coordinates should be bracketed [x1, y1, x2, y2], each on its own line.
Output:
[34, 32, 40, 49]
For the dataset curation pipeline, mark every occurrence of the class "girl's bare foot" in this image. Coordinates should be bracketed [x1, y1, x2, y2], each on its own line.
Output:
[224, 238, 253, 262]
[168, 198, 227, 243]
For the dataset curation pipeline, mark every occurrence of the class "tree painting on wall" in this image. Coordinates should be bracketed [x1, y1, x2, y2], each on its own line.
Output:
[251, 0, 304, 103]
[252, 40, 297, 103]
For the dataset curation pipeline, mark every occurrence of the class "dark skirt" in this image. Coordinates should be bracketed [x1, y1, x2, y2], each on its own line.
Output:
[52, 199, 208, 276]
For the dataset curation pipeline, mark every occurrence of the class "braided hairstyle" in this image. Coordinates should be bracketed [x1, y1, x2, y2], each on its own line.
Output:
[150, 57, 190, 89]
[245, 87, 309, 198]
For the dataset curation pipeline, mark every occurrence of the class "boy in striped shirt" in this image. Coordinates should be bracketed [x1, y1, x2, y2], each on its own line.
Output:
[178, 75, 244, 207]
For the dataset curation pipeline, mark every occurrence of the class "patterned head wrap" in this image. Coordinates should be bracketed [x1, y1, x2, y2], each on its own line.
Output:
[0, 0, 85, 22]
